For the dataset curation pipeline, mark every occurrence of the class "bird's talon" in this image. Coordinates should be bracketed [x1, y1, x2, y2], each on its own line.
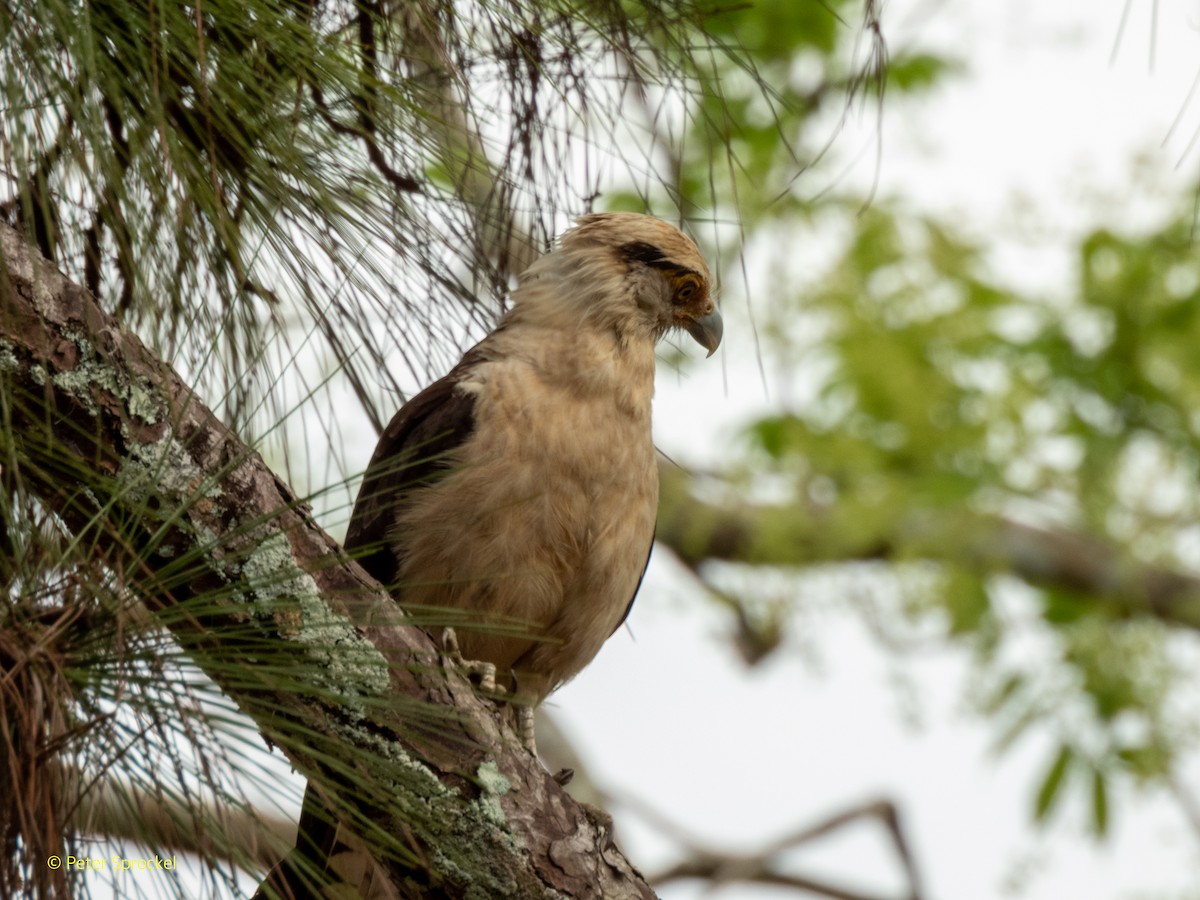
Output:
[441, 627, 504, 696]
[477, 662, 498, 695]
[516, 705, 537, 756]
[441, 627, 463, 663]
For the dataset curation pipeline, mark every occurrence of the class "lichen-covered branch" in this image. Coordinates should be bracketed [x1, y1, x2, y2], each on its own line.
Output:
[0, 223, 653, 898]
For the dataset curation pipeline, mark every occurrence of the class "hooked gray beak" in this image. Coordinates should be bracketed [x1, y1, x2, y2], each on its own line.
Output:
[683, 308, 723, 357]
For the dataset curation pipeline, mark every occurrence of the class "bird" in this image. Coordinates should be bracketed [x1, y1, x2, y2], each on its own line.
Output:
[258, 211, 721, 898]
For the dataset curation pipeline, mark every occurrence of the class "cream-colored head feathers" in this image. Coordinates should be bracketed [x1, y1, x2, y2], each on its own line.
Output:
[560, 212, 711, 279]
[509, 212, 722, 355]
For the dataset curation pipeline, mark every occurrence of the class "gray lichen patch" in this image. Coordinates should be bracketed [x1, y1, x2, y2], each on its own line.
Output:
[243, 530, 390, 699]
[474, 760, 511, 826]
[334, 725, 520, 889]
[428, 851, 514, 900]
[49, 330, 165, 425]
[347, 723, 454, 799]
[119, 433, 222, 513]
[476, 760, 511, 795]
[125, 378, 164, 424]
[119, 433, 388, 700]
[0, 310, 164, 424]
[116, 435, 231, 577]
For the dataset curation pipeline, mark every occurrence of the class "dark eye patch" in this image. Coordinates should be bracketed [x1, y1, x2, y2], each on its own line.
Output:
[620, 241, 668, 264]
[619, 241, 705, 282]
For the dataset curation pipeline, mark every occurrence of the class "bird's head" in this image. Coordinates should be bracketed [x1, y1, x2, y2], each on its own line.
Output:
[516, 212, 723, 357]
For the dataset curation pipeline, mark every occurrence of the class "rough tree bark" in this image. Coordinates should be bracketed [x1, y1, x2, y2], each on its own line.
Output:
[0, 223, 654, 898]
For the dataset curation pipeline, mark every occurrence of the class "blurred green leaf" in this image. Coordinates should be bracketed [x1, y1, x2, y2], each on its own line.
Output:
[1115, 742, 1169, 781]
[945, 568, 990, 636]
[1035, 744, 1075, 822]
[1091, 767, 1109, 837]
[1042, 588, 1096, 625]
[886, 53, 961, 91]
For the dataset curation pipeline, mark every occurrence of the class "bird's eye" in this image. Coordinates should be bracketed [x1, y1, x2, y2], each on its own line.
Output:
[674, 275, 701, 304]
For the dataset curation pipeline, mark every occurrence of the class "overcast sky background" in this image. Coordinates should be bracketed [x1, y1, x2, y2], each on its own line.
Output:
[550, 2, 1200, 899]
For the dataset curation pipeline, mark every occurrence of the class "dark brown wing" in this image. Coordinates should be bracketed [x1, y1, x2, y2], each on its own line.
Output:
[343, 341, 492, 587]
[612, 536, 653, 636]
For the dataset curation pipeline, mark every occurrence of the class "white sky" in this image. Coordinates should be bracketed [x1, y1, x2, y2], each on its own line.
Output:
[552, 2, 1200, 900]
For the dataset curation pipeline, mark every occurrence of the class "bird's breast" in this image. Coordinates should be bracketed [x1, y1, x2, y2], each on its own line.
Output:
[459, 352, 657, 559]
[393, 351, 658, 688]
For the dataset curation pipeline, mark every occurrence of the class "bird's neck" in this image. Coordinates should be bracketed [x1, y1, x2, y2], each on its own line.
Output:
[490, 313, 657, 417]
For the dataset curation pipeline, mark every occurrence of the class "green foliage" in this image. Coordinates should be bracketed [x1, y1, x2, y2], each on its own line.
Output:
[606, 0, 955, 234]
[886, 53, 959, 90]
[1034, 744, 1111, 837]
[1035, 743, 1074, 822]
[627, 0, 1195, 839]
[612, 2, 1197, 844]
[702, 0, 844, 58]
[728, 195, 1200, 839]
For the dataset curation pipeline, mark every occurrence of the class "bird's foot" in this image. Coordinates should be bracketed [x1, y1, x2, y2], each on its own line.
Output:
[516, 704, 537, 756]
[439, 628, 539, 757]
[440, 627, 500, 695]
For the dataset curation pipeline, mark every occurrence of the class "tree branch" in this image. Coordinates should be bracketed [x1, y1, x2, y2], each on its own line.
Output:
[69, 766, 296, 875]
[645, 798, 923, 900]
[656, 466, 1200, 630]
[0, 223, 653, 898]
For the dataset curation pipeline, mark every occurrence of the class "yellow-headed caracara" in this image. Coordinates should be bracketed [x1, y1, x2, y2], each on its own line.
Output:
[261, 212, 721, 898]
